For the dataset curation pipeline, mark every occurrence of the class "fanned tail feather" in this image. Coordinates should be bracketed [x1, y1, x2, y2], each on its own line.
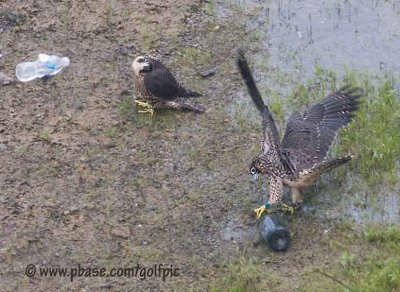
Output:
[314, 155, 353, 174]
[166, 98, 205, 113]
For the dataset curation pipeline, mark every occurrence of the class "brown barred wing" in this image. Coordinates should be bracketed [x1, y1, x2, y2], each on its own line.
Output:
[281, 86, 362, 170]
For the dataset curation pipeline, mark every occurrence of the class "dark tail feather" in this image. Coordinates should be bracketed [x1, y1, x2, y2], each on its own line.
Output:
[315, 155, 353, 174]
[295, 155, 352, 185]
[166, 98, 205, 113]
[180, 88, 202, 98]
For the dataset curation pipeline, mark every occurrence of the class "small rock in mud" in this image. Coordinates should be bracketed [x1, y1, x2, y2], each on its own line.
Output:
[0, 11, 26, 32]
[99, 282, 113, 289]
[199, 67, 216, 78]
[111, 226, 131, 239]
[0, 72, 12, 85]
[72, 97, 83, 110]
[0, 144, 7, 151]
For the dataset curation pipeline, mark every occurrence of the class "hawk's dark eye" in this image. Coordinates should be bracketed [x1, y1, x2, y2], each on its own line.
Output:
[250, 167, 257, 175]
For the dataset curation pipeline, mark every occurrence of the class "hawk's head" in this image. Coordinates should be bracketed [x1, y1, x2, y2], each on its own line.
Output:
[249, 154, 270, 180]
[132, 56, 152, 76]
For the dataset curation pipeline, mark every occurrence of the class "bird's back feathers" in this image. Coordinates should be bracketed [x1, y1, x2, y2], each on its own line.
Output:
[143, 58, 201, 100]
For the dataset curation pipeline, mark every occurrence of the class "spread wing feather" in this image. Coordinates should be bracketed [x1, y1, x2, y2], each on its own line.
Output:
[281, 86, 362, 170]
[237, 50, 281, 155]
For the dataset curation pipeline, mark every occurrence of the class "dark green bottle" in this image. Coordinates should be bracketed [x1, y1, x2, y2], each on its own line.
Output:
[258, 214, 291, 252]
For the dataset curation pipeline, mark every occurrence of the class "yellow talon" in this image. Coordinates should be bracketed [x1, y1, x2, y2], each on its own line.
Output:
[254, 205, 266, 220]
[138, 108, 154, 115]
[134, 99, 151, 108]
[135, 100, 154, 115]
[280, 203, 295, 214]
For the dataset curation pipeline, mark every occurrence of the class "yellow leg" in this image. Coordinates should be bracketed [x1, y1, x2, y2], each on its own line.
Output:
[291, 188, 303, 205]
[134, 100, 154, 115]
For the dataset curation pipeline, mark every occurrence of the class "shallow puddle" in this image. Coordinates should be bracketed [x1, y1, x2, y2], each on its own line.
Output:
[241, 0, 400, 77]
[345, 192, 399, 224]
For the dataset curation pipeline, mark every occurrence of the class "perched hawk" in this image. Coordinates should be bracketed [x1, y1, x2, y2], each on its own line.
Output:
[237, 50, 362, 219]
[132, 56, 205, 115]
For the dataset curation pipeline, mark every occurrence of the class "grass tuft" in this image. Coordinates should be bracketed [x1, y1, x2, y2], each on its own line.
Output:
[209, 259, 263, 292]
[364, 224, 400, 245]
[39, 128, 51, 143]
[338, 71, 400, 186]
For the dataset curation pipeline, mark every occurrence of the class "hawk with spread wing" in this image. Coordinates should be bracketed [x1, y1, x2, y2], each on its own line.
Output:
[132, 56, 205, 115]
[237, 50, 362, 219]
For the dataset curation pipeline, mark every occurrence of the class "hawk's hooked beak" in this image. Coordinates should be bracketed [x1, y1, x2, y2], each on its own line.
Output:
[142, 62, 151, 71]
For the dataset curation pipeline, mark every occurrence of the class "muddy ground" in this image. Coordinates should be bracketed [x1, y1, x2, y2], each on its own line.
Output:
[0, 1, 398, 291]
